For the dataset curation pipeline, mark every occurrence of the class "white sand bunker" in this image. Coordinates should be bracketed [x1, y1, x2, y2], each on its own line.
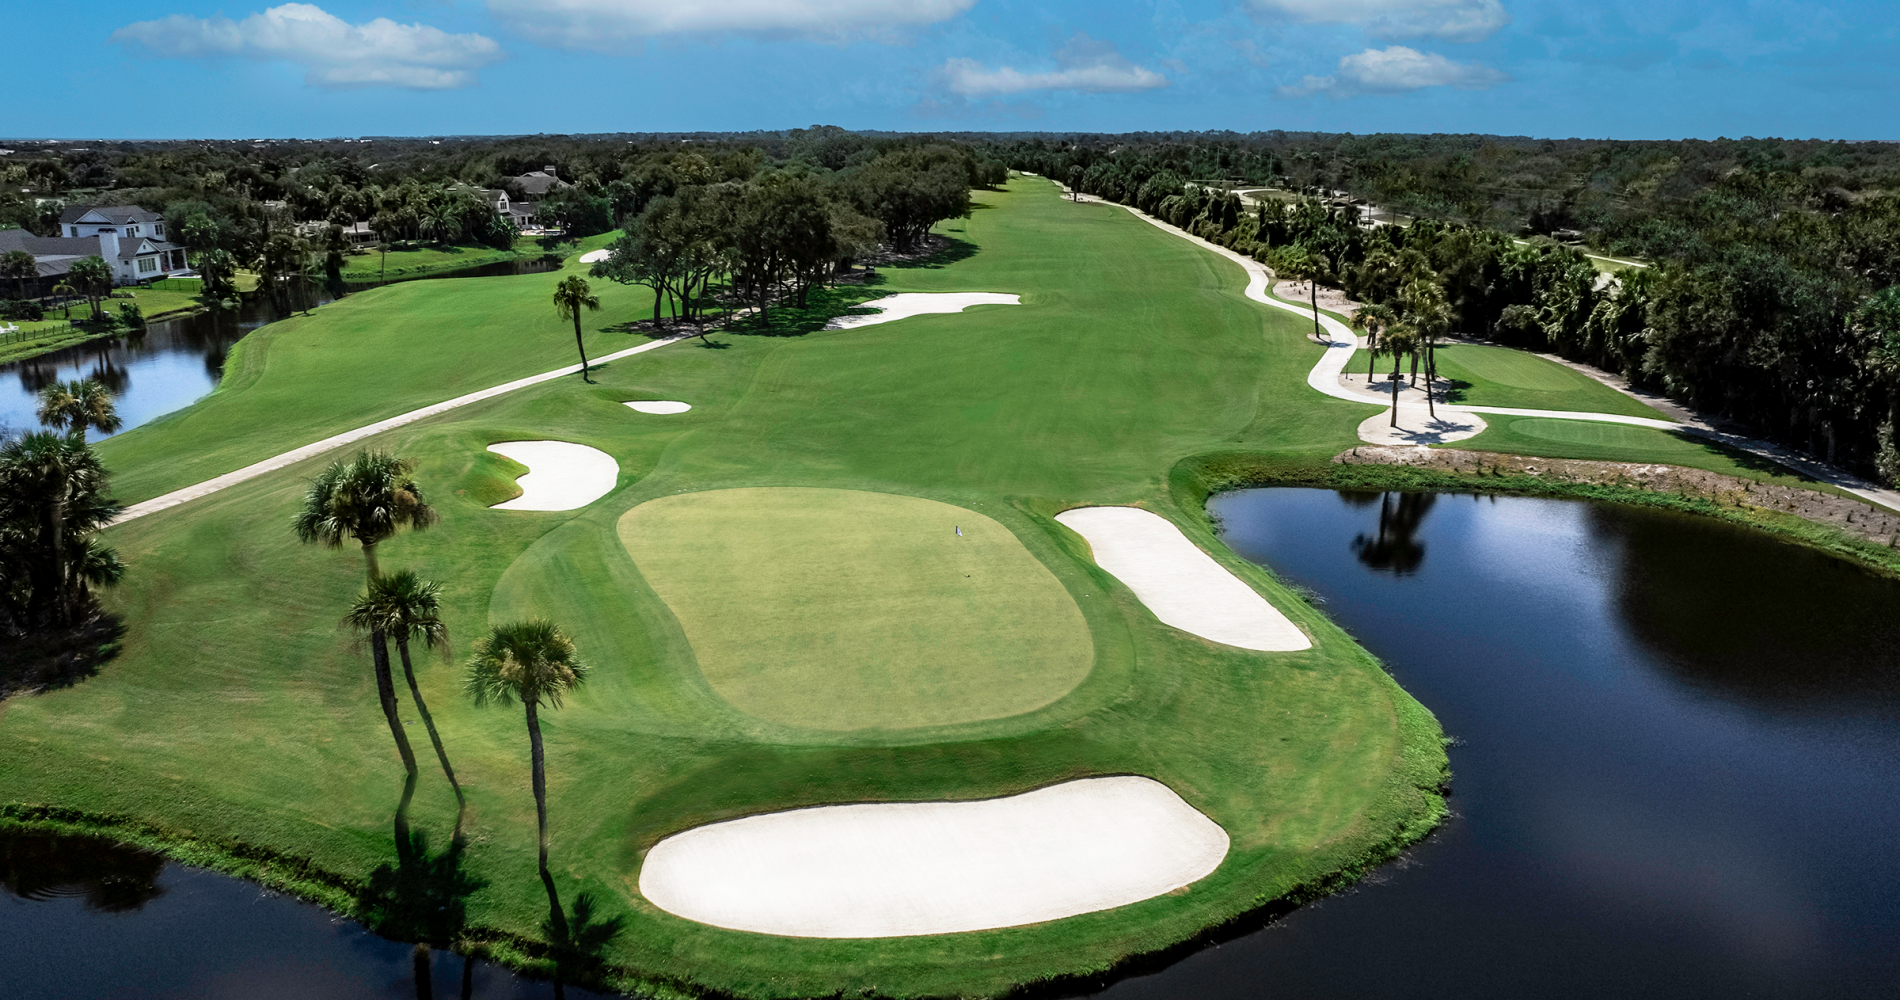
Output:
[1056, 506, 1311, 651]
[639, 776, 1228, 938]
[825, 292, 1020, 330]
[624, 400, 691, 414]
[577, 248, 611, 264]
[486, 441, 618, 511]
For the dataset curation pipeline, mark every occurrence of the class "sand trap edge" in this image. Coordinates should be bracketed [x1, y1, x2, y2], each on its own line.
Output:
[638, 775, 1229, 938]
[486, 441, 619, 511]
[1055, 506, 1311, 651]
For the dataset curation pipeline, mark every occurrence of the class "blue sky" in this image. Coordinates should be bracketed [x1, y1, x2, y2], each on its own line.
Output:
[9, 1, 1896, 139]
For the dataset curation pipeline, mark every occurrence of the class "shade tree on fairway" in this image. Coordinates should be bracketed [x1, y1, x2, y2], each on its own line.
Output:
[464, 619, 590, 940]
[552, 275, 601, 381]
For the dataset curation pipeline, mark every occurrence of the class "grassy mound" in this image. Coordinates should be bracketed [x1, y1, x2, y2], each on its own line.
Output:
[618, 487, 1093, 731]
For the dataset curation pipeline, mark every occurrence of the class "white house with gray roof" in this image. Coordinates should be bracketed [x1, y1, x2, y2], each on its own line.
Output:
[41, 204, 190, 284]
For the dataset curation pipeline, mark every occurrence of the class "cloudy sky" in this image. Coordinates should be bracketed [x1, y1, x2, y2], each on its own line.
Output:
[13, 1, 1896, 139]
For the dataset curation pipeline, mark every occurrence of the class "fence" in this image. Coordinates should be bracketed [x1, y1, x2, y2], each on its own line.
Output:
[1, 319, 80, 347]
[148, 277, 205, 293]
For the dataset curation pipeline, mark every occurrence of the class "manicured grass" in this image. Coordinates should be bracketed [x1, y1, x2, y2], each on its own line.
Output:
[92, 232, 640, 504]
[618, 487, 1094, 731]
[340, 238, 544, 281]
[1349, 342, 1664, 418]
[1459, 416, 1851, 494]
[2, 179, 1443, 997]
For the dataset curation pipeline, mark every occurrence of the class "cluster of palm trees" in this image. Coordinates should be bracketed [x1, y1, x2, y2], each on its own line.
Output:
[1, 380, 126, 644]
[1350, 277, 1454, 427]
[292, 449, 591, 945]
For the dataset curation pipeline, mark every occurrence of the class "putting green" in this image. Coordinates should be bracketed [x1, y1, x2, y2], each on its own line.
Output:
[618, 487, 1093, 730]
[1507, 416, 1673, 448]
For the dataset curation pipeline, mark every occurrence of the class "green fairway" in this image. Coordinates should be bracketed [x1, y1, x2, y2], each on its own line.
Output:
[0, 178, 1446, 997]
[338, 238, 542, 280]
[1350, 341, 1662, 418]
[618, 487, 1093, 731]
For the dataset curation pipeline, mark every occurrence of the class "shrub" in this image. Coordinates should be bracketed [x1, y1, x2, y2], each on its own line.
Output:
[0, 299, 45, 321]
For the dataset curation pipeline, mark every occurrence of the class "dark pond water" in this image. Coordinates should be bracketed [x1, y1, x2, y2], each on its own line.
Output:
[1090, 489, 1900, 1000]
[0, 257, 561, 444]
[0, 831, 611, 998]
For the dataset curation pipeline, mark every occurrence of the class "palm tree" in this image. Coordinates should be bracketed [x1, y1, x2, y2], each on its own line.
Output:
[50, 282, 78, 319]
[67, 256, 113, 323]
[343, 588, 423, 850]
[1380, 323, 1422, 428]
[0, 432, 124, 628]
[1277, 246, 1327, 342]
[552, 275, 601, 382]
[36, 378, 121, 437]
[353, 571, 466, 833]
[292, 449, 438, 583]
[465, 619, 590, 939]
[1350, 303, 1396, 383]
[1, 249, 38, 301]
[1401, 279, 1453, 419]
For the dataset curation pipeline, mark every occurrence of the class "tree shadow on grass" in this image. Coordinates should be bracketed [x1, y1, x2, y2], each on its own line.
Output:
[0, 613, 125, 701]
[539, 891, 627, 999]
[1437, 378, 1475, 405]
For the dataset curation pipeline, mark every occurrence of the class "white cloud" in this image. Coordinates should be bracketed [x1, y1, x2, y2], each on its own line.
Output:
[489, 0, 975, 51]
[113, 3, 502, 90]
[1246, 0, 1510, 43]
[937, 35, 1169, 97]
[1278, 45, 1507, 97]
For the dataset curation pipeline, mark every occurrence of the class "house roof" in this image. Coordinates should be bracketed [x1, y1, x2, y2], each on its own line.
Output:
[59, 204, 163, 226]
[117, 239, 182, 262]
[0, 228, 101, 258]
[511, 171, 568, 197]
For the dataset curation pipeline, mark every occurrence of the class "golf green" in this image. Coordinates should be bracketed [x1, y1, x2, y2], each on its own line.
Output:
[617, 488, 1093, 730]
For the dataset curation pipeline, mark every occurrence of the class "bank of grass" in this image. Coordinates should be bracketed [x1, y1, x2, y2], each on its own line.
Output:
[1347, 342, 1663, 418]
[0, 178, 1448, 997]
[1455, 416, 1858, 498]
[93, 232, 632, 503]
[0, 285, 212, 363]
[340, 237, 547, 281]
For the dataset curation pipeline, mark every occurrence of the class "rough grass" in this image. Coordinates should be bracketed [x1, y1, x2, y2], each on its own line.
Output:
[617, 487, 1094, 732]
[1348, 342, 1663, 418]
[340, 238, 542, 280]
[0, 179, 1448, 998]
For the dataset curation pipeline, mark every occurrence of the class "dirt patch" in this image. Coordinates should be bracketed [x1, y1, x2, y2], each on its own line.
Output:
[1335, 446, 1900, 547]
[1274, 281, 1361, 318]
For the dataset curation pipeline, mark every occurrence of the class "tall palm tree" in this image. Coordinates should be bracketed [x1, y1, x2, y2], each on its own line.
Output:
[552, 275, 601, 382]
[50, 282, 78, 319]
[67, 256, 113, 323]
[35, 378, 121, 438]
[292, 450, 438, 583]
[465, 619, 590, 939]
[343, 589, 422, 850]
[1401, 279, 1453, 419]
[353, 570, 466, 833]
[1351, 303, 1396, 383]
[1380, 323, 1422, 428]
[1276, 246, 1326, 342]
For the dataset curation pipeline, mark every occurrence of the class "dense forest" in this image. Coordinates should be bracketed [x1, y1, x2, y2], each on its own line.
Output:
[4, 128, 1897, 481]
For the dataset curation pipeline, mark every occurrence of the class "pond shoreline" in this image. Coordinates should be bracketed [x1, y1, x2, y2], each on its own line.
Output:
[1174, 449, 1900, 580]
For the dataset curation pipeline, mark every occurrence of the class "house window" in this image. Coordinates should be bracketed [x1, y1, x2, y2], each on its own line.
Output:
[138, 256, 158, 274]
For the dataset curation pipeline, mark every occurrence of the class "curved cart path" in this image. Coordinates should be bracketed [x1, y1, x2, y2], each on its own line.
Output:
[1069, 186, 1900, 513]
[109, 334, 688, 525]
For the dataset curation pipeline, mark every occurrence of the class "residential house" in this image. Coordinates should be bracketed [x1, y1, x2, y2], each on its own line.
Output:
[42, 205, 191, 284]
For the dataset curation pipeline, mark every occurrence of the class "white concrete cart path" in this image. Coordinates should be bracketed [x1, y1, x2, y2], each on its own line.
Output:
[1064, 183, 1900, 513]
[638, 776, 1230, 938]
[109, 334, 690, 525]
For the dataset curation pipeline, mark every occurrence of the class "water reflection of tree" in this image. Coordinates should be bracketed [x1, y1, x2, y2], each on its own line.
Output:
[1349, 492, 1437, 575]
[0, 832, 167, 912]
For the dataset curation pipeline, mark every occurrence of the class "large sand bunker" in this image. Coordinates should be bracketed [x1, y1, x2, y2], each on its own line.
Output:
[486, 441, 618, 511]
[1056, 506, 1311, 651]
[825, 292, 1020, 330]
[639, 776, 1229, 938]
[577, 248, 611, 264]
